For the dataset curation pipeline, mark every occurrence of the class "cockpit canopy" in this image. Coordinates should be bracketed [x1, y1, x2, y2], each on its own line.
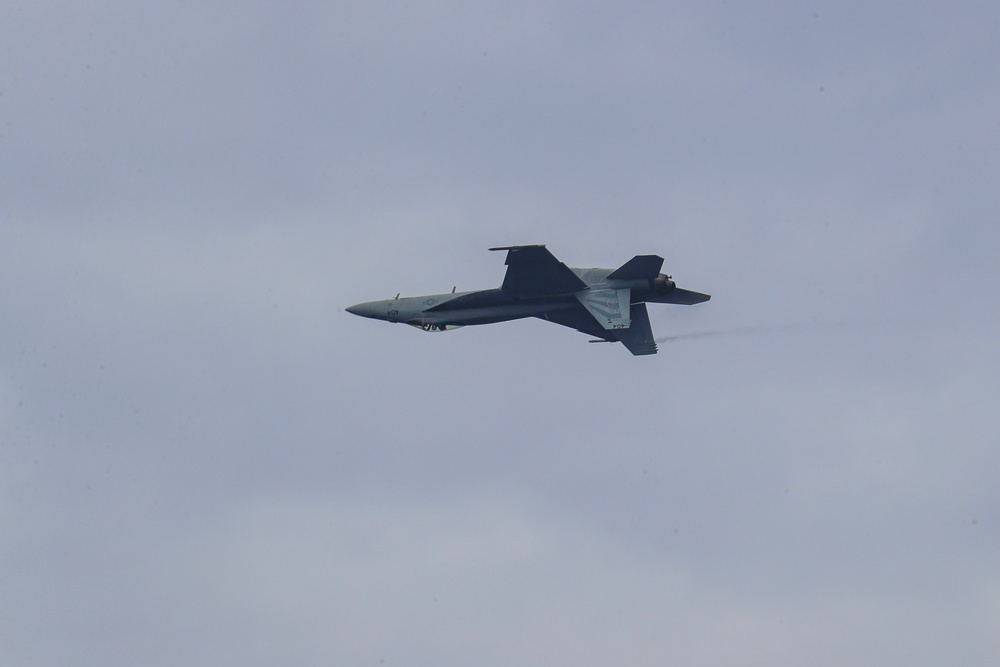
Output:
[407, 322, 464, 332]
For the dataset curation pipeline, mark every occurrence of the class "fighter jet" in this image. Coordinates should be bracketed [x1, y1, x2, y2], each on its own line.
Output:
[346, 245, 710, 355]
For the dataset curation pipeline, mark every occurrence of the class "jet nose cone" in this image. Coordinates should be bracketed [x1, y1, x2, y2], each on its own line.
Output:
[346, 301, 384, 319]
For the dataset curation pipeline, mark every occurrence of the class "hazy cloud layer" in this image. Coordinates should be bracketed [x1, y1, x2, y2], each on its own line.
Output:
[3, 2, 999, 666]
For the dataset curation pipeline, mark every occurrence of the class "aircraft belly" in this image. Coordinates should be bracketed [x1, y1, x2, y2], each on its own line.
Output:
[412, 299, 576, 326]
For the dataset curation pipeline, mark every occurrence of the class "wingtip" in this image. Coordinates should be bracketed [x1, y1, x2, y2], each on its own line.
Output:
[488, 244, 546, 252]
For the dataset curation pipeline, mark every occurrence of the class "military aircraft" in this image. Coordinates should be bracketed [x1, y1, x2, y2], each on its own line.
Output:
[346, 245, 710, 355]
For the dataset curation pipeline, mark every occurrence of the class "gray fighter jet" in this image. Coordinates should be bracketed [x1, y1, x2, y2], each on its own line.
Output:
[346, 245, 710, 355]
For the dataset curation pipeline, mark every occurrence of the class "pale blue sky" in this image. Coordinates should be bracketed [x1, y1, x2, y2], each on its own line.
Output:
[3, 3, 999, 665]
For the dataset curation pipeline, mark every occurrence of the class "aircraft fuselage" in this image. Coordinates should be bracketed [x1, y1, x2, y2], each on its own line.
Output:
[346, 269, 669, 330]
[346, 245, 709, 355]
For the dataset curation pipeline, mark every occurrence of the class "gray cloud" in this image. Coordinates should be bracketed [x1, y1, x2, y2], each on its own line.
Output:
[3, 2, 999, 666]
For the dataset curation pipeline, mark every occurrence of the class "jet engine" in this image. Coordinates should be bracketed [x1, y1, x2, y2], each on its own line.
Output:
[651, 273, 676, 294]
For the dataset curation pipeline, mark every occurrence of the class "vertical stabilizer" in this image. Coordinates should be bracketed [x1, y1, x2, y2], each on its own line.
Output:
[576, 288, 631, 329]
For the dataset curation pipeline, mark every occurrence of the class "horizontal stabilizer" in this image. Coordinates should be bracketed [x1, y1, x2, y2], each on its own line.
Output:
[607, 254, 664, 280]
[651, 288, 711, 305]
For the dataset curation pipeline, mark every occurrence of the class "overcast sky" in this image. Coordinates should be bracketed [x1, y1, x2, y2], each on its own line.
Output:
[3, 2, 999, 665]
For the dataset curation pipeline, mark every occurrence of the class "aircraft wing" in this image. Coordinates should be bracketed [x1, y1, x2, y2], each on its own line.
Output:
[489, 245, 587, 297]
[537, 302, 658, 356]
[538, 306, 611, 341]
